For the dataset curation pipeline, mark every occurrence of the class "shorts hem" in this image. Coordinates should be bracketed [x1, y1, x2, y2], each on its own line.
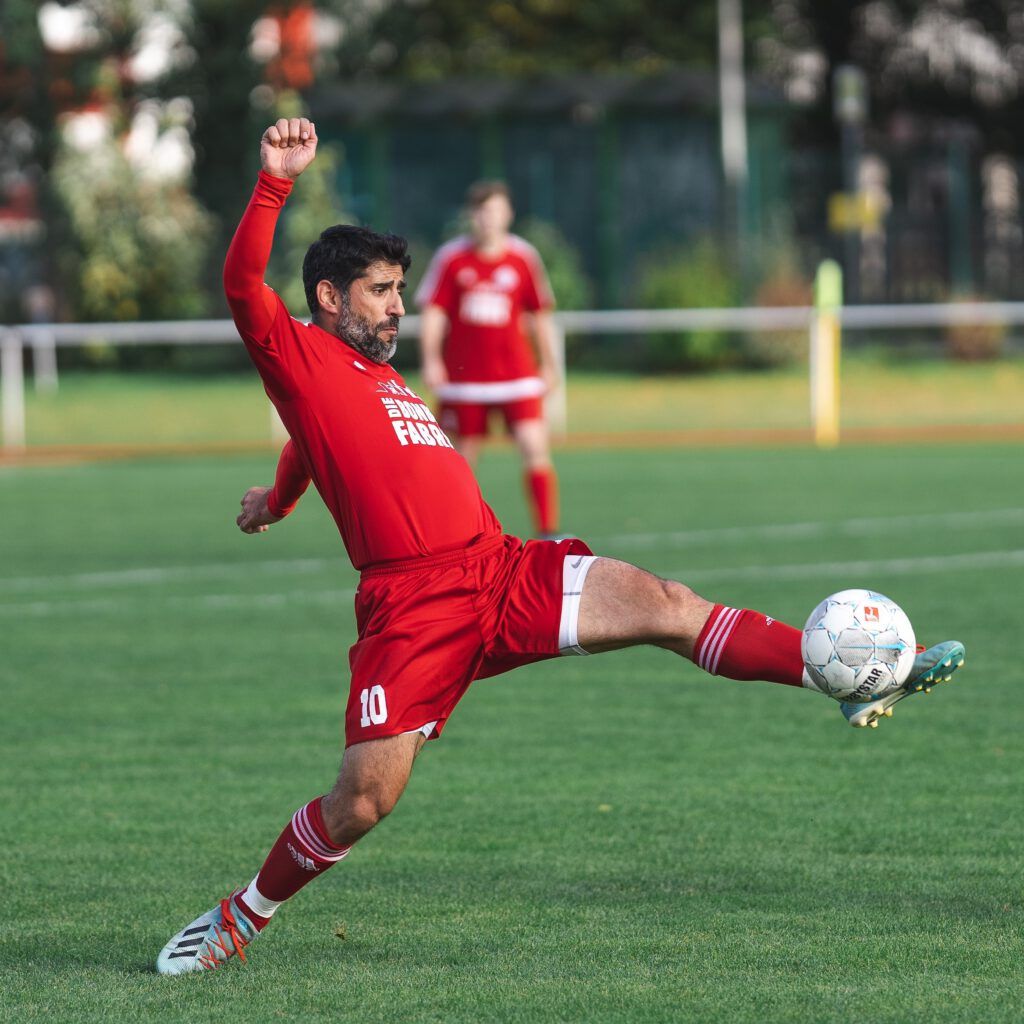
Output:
[558, 553, 598, 655]
[345, 717, 447, 749]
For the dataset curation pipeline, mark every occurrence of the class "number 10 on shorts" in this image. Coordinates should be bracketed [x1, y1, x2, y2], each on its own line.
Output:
[359, 685, 388, 727]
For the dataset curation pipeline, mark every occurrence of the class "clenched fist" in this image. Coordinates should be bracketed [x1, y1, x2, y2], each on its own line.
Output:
[237, 486, 283, 534]
[260, 117, 318, 181]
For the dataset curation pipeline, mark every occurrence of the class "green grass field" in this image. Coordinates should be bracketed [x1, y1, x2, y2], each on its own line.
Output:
[16, 355, 1024, 446]
[3, 441, 1022, 1022]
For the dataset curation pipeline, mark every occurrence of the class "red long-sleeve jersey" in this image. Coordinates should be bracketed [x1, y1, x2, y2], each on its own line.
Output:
[265, 439, 310, 519]
[225, 171, 502, 570]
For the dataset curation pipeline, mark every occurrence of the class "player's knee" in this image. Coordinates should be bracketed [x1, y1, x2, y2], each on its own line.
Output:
[322, 784, 399, 844]
[659, 578, 701, 633]
[347, 792, 393, 832]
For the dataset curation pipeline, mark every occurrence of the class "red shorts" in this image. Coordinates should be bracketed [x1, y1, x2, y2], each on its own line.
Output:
[439, 396, 544, 438]
[346, 533, 595, 747]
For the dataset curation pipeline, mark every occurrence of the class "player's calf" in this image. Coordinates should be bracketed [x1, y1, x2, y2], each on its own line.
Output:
[577, 559, 808, 690]
[689, 604, 808, 688]
[576, 557, 713, 655]
[321, 730, 424, 846]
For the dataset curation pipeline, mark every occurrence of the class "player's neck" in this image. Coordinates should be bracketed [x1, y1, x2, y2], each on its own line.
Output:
[474, 236, 508, 259]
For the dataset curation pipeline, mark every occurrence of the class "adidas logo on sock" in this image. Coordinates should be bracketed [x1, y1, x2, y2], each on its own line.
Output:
[287, 841, 319, 872]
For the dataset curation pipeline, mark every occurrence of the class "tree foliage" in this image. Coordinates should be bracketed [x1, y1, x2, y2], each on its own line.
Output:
[334, 0, 774, 79]
[760, 1, 1024, 149]
[52, 135, 212, 321]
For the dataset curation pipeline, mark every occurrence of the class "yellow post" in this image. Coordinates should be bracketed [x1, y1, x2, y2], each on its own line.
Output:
[811, 259, 842, 448]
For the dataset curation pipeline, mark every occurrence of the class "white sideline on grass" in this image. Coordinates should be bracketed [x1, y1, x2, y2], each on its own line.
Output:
[3, 506, 1024, 595]
[3, 547, 1024, 619]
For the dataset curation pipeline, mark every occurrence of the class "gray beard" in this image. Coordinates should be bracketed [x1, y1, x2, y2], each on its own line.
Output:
[335, 303, 399, 364]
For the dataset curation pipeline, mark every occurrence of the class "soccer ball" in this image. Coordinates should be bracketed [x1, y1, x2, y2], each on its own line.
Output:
[801, 589, 916, 702]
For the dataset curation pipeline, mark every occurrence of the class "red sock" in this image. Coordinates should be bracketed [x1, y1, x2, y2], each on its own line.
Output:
[526, 466, 559, 534]
[694, 605, 804, 687]
[236, 797, 350, 930]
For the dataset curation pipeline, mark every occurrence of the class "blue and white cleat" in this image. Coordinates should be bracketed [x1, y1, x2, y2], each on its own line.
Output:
[841, 640, 966, 729]
[156, 893, 260, 975]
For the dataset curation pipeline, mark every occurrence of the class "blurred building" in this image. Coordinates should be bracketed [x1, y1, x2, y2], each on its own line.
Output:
[310, 70, 789, 307]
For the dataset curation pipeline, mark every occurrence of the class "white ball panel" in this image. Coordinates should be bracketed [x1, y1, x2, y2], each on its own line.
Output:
[801, 589, 916, 702]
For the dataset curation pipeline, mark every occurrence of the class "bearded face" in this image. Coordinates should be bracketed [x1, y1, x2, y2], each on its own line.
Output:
[334, 295, 400, 364]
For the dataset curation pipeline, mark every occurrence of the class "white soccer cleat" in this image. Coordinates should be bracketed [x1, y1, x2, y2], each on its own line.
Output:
[840, 640, 966, 729]
[156, 893, 260, 975]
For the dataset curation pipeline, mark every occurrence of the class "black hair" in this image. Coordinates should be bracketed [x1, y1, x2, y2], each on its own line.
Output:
[302, 225, 411, 318]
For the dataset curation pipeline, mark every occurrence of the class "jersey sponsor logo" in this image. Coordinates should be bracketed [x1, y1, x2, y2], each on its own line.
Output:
[376, 378, 420, 398]
[379, 395, 456, 449]
[492, 265, 520, 291]
[460, 289, 512, 326]
[456, 266, 478, 287]
[391, 419, 455, 448]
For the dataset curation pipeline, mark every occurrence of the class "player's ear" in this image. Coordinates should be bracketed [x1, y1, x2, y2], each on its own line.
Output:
[316, 280, 341, 315]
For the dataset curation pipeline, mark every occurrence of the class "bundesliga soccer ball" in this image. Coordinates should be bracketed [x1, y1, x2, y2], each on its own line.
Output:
[801, 589, 916, 703]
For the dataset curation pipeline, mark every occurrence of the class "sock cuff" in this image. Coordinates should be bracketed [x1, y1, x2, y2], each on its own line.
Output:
[290, 798, 351, 864]
[241, 876, 281, 921]
[695, 605, 744, 675]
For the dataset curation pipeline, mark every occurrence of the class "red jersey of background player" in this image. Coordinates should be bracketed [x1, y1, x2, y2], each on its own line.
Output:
[224, 172, 501, 570]
[415, 235, 554, 387]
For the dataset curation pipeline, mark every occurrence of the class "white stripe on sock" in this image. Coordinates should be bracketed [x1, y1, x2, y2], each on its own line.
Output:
[699, 606, 739, 672]
[291, 806, 336, 862]
[708, 609, 742, 674]
[291, 804, 351, 863]
[697, 606, 733, 669]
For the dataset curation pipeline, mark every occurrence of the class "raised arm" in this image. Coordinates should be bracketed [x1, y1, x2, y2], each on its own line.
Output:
[237, 439, 312, 534]
[223, 117, 318, 345]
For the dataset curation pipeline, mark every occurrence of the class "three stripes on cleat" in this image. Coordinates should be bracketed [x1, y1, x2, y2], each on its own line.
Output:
[167, 925, 209, 960]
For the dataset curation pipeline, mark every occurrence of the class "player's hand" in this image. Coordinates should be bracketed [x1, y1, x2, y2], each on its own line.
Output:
[540, 362, 560, 395]
[237, 486, 283, 534]
[422, 357, 449, 394]
[260, 118, 318, 180]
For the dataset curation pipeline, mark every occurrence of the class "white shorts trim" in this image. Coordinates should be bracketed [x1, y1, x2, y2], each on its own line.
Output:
[405, 720, 438, 739]
[558, 554, 597, 656]
[436, 377, 545, 403]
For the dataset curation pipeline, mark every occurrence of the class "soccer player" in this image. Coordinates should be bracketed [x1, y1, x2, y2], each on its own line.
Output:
[416, 180, 563, 537]
[156, 118, 965, 975]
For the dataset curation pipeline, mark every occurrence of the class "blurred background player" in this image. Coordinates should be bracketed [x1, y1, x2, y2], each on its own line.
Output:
[416, 181, 563, 538]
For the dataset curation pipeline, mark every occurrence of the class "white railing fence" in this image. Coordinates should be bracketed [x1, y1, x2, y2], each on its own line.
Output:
[2, 302, 1024, 451]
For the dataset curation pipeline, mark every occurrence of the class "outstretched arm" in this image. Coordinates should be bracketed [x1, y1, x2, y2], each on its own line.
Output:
[237, 440, 312, 534]
[224, 117, 318, 345]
